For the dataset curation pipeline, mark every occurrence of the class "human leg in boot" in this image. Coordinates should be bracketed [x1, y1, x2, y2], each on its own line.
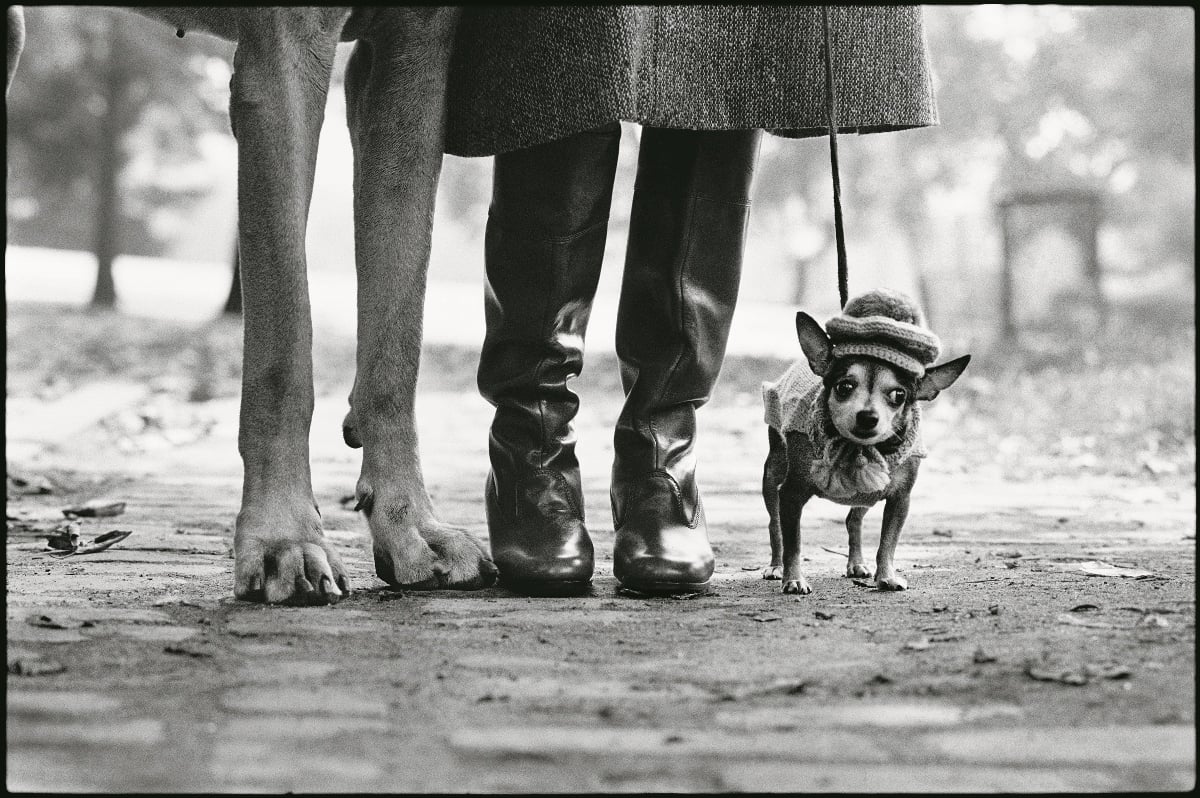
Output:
[478, 123, 621, 595]
[611, 127, 762, 593]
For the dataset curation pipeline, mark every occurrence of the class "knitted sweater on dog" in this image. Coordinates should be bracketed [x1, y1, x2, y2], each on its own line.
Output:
[762, 360, 926, 506]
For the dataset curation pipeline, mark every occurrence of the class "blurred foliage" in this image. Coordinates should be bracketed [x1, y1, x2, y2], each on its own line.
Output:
[753, 6, 1194, 308]
[4, 7, 1193, 322]
[6, 301, 1194, 483]
[6, 7, 231, 258]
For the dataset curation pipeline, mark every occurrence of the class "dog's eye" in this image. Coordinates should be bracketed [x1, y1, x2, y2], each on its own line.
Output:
[833, 381, 855, 400]
[887, 389, 907, 406]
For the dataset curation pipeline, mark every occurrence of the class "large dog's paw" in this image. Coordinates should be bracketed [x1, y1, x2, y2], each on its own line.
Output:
[782, 575, 812, 595]
[234, 527, 350, 606]
[845, 562, 872, 579]
[762, 564, 784, 580]
[875, 569, 908, 591]
[368, 504, 497, 590]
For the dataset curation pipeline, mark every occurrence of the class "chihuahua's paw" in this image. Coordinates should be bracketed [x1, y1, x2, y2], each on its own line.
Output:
[845, 562, 871, 579]
[762, 565, 784, 580]
[782, 577, 812, 595]
[875, 571, 908, 591]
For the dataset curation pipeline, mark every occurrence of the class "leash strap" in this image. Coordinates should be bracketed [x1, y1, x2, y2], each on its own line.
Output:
[821, 6, 849, 309]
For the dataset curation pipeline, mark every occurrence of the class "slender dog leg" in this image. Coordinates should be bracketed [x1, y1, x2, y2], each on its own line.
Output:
[845, 506, 871, 578]
[779, 476, 812, 595]
[229, 9, 351, 604]
[876, 492, 910, 590]
[345, 9, 497, 589]
[761, 427, 785, 579]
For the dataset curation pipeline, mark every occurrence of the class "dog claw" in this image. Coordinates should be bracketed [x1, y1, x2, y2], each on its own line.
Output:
[782, 578, 812, 595]
[372, 521, 496, 591]
[762, 565, 784, 580]
[234, 530, 351, 606]
[875, 572, 908, 591]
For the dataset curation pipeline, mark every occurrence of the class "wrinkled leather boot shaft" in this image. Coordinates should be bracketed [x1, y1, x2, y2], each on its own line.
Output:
[612, 128, 761, 593]
[479, 123, 621, 593]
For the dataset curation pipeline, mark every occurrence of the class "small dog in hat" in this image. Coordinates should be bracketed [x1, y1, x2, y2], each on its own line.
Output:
[760, 289, 970, 594]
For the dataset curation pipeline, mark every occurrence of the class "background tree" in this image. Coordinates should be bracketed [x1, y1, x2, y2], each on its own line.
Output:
[6, 7, 231, 307]
[749, 6, 1193, 336]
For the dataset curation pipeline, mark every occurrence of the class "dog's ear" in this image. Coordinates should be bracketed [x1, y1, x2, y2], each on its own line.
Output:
[795, 312, 832, 376]
[915, 354, 971, 401]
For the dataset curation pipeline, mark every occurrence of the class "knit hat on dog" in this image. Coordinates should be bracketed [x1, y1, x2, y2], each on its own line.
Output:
[825, 289, 941, 377]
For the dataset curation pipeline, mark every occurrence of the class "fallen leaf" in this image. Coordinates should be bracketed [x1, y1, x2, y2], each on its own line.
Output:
[7, 655, 67, 676]
[751, 614, 783, 623]
[719, 679, 810, 701]
[163, 645, 212, 658]
[1056, 613, 1115, 629]
[814, 611, 835, 621]
[1026, 662, 1133, 685]
[740, 565, 761, 571]
[1069, 604, 1102, 612]
[902, 638, 931, 651]
[852, 579, 874, 589]
[1076, 561, 1155, 579]
[44, 521, 82, 551]
[48, 529, 133, 558]
[62, 500, 126, 519]
[1026, 665, 1089, 686]
[671, 591, 712, 600]
[973, 648, 997, 664]
[931, 528, 953, 538]
[1084, 663, 1132, 680]
[7, 471, 54, 495]
[26, 614, 94, 630]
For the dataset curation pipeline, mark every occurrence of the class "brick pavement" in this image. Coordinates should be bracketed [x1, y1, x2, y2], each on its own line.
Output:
[6, 382, 1196, 792]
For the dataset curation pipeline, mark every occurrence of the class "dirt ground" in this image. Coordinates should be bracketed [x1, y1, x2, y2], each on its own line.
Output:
[6, 305, 1196, 792]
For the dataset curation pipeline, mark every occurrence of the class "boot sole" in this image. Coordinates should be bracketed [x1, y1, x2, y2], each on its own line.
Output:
[499, 576, 593, 597]
[616, 579, 711, 596]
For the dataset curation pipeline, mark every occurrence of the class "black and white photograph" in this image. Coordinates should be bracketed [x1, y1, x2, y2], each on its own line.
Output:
[5, 4, 1194, 792]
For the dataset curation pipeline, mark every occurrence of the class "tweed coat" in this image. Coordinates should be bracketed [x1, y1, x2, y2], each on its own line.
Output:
[445, 5, 938, 157]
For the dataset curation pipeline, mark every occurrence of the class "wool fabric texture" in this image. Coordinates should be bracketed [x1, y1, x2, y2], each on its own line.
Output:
[445, 5, 938, 157]
[762, 359, 926, 505]
[826, 290, 941, 377]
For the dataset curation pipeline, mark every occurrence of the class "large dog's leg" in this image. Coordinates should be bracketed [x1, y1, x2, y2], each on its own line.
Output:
[230, 9, 351, 604]
[6, 6, 24, 96]
[344, 9, 497, 590]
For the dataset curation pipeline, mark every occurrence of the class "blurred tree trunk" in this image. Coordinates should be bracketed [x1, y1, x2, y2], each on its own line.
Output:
[223, 234, 242, 315]
[90, 14, 125, 309]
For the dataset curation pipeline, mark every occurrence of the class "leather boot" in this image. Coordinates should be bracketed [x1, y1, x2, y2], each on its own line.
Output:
[611, 127, 762, 593]
[478, 123, 621, 595]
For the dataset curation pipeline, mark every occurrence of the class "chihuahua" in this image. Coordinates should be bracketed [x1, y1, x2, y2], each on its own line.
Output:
[760, 290, 970, 594]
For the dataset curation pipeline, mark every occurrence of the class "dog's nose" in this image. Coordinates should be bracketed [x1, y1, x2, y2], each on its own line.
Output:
[856, 410, 878, 429]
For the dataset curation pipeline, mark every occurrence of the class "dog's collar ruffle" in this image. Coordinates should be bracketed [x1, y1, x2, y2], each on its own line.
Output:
[800, 381, 926, 505]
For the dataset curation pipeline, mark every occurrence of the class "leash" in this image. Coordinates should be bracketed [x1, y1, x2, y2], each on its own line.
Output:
[821, 6, 849, 309]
